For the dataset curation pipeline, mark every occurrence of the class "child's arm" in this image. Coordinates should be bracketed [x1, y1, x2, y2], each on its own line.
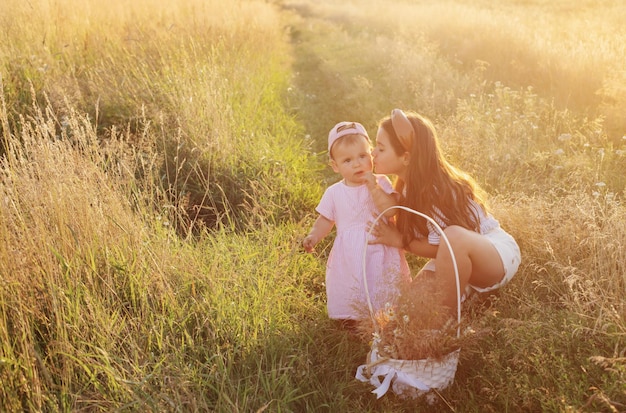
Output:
[303, 215, 334, 252]
[364, 172, 398, 218]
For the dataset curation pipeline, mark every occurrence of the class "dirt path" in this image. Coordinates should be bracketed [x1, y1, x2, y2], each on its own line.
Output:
[280, 2, 398, 153]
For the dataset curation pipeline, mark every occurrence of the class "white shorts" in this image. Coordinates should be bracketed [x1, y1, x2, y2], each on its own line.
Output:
[421, 226, 521, 294]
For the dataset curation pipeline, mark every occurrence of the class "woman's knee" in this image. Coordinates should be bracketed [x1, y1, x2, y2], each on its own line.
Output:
[441, 225, 473, 249]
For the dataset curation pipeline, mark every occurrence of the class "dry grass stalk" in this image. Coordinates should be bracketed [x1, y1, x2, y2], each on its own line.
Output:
[360, 276, 477, 361]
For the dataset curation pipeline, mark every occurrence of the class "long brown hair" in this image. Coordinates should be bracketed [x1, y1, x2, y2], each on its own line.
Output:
[379, 112, 488, 244]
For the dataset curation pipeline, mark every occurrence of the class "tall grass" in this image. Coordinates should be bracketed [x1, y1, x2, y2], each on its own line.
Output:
[0, 0, 327, 411]
[1, 0, 625, 411]
[1, 0, 318, 232]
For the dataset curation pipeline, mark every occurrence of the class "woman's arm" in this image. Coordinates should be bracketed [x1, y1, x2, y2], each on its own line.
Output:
[369, 219, 438, 258]
[404, 237, 438, 258]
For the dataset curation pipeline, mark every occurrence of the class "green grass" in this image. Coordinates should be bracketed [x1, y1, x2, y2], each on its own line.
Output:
[0, 0, 625, 411]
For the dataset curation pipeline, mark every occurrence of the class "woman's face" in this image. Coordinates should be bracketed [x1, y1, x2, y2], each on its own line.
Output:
[372, 127, 408, 178]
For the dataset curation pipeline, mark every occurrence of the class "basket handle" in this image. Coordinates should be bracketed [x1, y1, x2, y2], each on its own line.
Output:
[362, 206, 461, 338]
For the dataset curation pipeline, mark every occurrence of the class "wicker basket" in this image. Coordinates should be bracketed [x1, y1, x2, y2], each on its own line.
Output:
[355, 206, 462, 399]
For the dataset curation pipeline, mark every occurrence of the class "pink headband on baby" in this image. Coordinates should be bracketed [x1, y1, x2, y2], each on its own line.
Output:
[391, 109, 414, 152]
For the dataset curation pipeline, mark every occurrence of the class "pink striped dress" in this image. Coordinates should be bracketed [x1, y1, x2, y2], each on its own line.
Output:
[316, 174, 410, 320]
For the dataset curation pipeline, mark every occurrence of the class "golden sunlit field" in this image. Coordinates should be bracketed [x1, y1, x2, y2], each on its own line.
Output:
[1, 0, 625, 411]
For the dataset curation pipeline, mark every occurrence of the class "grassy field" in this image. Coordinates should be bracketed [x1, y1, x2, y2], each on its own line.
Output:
[1, 0, 625, 411]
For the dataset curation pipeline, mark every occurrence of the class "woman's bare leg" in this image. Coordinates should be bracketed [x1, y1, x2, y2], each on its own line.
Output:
[435, 225, 504, 312]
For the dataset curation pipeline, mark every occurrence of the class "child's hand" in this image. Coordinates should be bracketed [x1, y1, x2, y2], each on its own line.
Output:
[303, 215, 333, 253]
[302, 234, 317, 252]
[362, 171, 377, 190]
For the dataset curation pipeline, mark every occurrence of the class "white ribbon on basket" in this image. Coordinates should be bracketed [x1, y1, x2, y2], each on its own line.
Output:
[355, 345, 431, 399]
[355, 345, 461, 399]
[355, 206, 462, 399]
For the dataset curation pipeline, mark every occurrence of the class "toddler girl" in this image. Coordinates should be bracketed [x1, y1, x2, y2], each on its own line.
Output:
[303, 121, 410, 323]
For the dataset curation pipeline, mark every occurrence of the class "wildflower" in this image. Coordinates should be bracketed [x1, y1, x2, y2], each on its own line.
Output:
[365, 276, 464, 361]
[595, 182, 606, 187]
[554, 149, 565, 156]
[557, 133, 572, 142]
[425, 392, 438, 405]
[383, 345, 396, 356]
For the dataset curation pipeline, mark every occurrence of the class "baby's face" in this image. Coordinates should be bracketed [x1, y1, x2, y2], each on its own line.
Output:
[330, 136, 373, 187]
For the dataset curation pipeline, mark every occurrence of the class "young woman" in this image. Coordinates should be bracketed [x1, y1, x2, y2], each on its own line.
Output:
[366, 109, 521, 312]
